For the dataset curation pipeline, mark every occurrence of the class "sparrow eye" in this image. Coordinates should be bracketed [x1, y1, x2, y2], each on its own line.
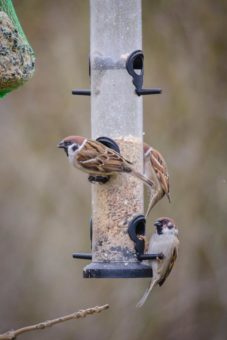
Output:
[168, 224, 173, 229]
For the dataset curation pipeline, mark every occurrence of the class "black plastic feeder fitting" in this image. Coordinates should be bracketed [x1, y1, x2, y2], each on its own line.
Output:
[72, 51, 162, 97]
[72, 219, 92, 260]
[128, 214, 165, 262]
[126, 50, 162, 96]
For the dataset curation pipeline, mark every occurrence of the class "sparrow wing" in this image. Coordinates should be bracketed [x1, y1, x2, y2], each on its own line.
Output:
[158, 246, 178, 287]
[77, 140, 133, 174]
[150, 148, 170, 201]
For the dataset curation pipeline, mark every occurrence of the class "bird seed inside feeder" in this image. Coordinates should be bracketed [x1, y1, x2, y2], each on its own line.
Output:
[92, 135, 144, 262]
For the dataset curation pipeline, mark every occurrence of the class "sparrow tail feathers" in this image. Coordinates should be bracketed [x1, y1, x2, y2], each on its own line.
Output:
[145, 193, 160, 218]
[136, 279, 158, 308]
[166, 192, 171, 203]
[132, 170, 153, 188]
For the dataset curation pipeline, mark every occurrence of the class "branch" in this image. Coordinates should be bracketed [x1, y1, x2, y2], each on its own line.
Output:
[0, 304, 109, 340]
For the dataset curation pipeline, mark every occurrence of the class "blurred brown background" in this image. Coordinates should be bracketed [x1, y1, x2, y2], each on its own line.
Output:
[1, 0, 227, 339]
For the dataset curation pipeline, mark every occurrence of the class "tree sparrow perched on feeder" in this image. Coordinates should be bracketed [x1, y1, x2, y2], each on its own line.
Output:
[136, 217, 179, 308]
[58, 136, 154, 188]
[144, 143, 171, 217]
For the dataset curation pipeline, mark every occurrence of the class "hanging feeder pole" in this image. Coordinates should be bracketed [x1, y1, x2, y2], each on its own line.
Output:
[83, 0, 147, 278]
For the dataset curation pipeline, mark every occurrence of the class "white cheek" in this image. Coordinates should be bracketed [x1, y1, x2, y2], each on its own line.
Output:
[68, 147, 76, 164]
[163, 227, 176, 235]
[162, 228, 169, 235]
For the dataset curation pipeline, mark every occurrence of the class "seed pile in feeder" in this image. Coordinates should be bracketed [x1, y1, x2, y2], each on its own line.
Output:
[0, 11, 35, 97]
[92, 136, 144, 262]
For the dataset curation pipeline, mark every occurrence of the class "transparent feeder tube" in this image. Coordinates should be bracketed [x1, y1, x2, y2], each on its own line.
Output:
[90, 0, 143, 263]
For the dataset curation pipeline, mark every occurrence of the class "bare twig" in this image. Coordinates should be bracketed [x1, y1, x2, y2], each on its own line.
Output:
[0, 304, 109, 340]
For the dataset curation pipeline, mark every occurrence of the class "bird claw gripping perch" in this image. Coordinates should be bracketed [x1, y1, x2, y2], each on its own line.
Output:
[128, 215, 164, 261]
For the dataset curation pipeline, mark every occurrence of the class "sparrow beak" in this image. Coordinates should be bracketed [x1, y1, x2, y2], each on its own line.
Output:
[57, 140, 68, 156]
[57, 141, 65, 149]
[154, 220, 162, 228]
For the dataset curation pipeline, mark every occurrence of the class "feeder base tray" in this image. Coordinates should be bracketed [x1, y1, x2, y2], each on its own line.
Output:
[83, 262, 153, 278]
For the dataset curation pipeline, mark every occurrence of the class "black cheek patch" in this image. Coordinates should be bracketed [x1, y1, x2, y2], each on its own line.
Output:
[156, 226, 163, 235]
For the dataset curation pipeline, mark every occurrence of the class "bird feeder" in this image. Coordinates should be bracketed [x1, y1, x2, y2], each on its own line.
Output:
[0, 0, 35, 98]
[72, 0, 162, 278]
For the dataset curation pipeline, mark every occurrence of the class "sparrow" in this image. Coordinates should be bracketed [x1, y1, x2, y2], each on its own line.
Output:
[136, 217, 179, 308]
[58, 136, 153, 188]
[144, 143, 170, 217]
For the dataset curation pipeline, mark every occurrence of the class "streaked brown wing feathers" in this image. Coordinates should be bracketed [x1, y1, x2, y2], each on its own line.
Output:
[158, 247, 177, 287]
[151, 149, 170, 195]
[77, 139, 132, 174]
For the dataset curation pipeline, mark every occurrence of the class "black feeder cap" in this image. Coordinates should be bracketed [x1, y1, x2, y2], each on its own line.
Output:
[83, 262, 153, 278]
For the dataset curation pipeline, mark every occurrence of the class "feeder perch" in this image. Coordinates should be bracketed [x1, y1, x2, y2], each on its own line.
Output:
[72, 0, 162, 278]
